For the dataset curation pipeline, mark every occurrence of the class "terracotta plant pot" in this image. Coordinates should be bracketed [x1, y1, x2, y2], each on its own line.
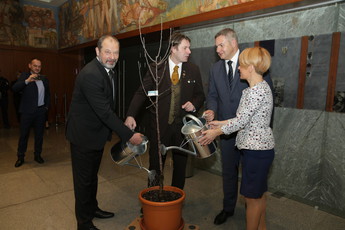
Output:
[139, 186, 186, 230]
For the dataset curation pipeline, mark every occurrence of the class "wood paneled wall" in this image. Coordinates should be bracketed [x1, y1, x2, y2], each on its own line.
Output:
[55, 50, 83, 125]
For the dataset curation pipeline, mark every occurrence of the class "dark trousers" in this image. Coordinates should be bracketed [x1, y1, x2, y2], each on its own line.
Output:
[70, 143, 103, 229]
[0, 98, 9, 128]
[220, 136, 241, 213]
[149, 121, 187, 189]
[17, 107, 46, 158]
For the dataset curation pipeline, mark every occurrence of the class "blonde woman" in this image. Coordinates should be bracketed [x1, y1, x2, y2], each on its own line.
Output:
[200, 47, 274, 230]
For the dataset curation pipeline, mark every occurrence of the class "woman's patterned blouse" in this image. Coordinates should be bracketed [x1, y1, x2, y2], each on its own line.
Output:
[221, 80, 274, 150]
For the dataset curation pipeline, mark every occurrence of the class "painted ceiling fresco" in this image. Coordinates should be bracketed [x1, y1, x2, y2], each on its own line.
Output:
[59, 0, 254, 49]
[0, 0, 58, 48]
[0, 0, 58, 49]
[0, 0, 253, 49]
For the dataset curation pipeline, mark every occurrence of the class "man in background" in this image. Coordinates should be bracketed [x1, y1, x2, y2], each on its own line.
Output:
[12, 58, 50, 167]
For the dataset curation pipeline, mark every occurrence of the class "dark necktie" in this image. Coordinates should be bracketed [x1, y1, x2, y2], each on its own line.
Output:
[227, 60, 233, 89]
[108, 70, 115, 101]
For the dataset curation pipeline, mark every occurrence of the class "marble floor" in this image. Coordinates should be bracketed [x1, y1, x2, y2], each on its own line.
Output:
[1, 126, 345, 230]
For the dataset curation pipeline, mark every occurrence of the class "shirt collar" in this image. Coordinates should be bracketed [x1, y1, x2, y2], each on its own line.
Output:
[169, 57, 182, 69]
[225, 49, 240, 65]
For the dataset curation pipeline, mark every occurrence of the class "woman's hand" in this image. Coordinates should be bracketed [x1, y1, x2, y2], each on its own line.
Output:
[208, 120, 228, 129]
[199, 128, 223, 146]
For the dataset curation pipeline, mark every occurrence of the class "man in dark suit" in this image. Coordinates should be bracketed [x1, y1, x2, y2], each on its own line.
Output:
[12, 58, 50, 167]
[125, 32, 205, 190]
[66, 35, 143, 230]
[204, 28, 273, 225]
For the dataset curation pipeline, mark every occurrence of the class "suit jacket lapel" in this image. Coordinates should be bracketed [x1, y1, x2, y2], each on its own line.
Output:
[113, 70, 117, 106]
[160, 61, 171, 94]
[94, 58, 115, 110]
[230, 61, 240, 95]
[180, 63, 190, 102]
[220, 60, 231, 94]
[223, 59, 241, 96]
[180, 63, 186, 90]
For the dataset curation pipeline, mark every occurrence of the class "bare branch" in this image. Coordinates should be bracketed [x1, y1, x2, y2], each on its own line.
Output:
[137, 17, 175, 191]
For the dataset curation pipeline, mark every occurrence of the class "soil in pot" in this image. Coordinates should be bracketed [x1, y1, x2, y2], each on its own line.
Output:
[139, 186, 185, 230]
[142, 189, 182, 202]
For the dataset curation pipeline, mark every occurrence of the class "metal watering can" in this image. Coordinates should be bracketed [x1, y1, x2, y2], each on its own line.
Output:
[110, 114, 216, 174]
[181, 114, 217, 158]
[110, 136, 152, 173]
[160, 114, 217, 159]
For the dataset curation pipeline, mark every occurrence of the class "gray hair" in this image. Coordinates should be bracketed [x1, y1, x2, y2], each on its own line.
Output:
[215, 28, 238, 43]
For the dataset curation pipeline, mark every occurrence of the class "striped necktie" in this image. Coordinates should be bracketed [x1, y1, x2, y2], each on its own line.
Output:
[227, 60, 233, 89]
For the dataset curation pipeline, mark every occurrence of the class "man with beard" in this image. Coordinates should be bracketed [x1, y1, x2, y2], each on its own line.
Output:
[66, 35, 143, 230]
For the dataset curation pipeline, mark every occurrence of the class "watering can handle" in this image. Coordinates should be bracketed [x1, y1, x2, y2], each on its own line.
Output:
[182, 114, 204, 127]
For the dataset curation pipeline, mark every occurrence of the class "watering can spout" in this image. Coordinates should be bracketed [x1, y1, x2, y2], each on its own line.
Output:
[160, 144, 197, 157]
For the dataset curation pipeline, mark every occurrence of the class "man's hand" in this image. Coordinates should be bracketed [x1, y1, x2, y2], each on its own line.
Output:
[25, 74, 39, 84]
[125, 116, 136, 130]
[182, 101, 195, 112]
[129, 133, 143, 145]
[203, 110, 215, 122]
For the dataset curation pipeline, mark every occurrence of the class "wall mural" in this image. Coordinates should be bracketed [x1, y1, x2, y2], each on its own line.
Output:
[0, 0, 26, 46]
[59, 0, 253, 49]
[23, 5, 57, 48]
[0, 0, 58, 49]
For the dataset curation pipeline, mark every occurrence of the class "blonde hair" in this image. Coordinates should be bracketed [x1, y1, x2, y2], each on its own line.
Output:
[239, 47, 271, 75]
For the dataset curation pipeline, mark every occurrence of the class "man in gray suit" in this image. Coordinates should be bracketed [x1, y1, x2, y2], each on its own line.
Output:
[66, 35, 143, 230]
[204, 28, 273, 225]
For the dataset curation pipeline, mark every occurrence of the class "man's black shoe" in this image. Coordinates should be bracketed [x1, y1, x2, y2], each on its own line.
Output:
[15, 159, 24, 167]
[214, 210, 234, 225]
[94, 209, 114, 219]
[34, 156, 44, 164]
[89, 226, 100, 230]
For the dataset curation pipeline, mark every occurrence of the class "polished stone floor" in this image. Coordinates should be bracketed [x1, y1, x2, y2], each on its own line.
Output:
[1, 126, 345, 230]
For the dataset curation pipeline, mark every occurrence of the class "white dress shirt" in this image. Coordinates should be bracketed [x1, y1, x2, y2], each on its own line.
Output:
[225, 49, 239, 78]
[169, 57, 182, 80]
